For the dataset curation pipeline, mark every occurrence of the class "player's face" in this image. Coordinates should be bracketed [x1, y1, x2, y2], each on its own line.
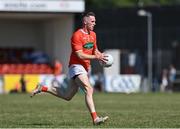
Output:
[86, 16, 96, 31]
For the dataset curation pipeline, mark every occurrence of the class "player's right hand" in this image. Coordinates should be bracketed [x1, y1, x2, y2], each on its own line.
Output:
[95, 52, 108, 63]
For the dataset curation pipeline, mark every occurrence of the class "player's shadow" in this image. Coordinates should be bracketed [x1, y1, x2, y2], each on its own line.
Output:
[20, 122, 53, 127]
[20, 121, 82, 127]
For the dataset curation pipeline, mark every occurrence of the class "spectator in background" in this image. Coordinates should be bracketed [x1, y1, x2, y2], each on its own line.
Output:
[91, 72, 103, 92]
[20, 74, 27, 93]
[29, 50, 50, 64]
[54, 60, 63, 75]
[168, 64, 176, 90]
[51, 60, 63, 88]
[160, 69, 169, 92]
[0, 76, 4, 94]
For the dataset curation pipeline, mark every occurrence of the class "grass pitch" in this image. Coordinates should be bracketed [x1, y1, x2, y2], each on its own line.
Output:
[0, 92, 180, 128]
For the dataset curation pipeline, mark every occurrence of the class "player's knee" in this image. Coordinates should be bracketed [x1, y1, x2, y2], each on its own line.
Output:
[86, 86, 94, 95]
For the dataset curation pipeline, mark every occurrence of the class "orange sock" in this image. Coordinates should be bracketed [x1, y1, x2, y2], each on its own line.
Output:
[91, 112, 98, 121]
[41, 86, 48, 92]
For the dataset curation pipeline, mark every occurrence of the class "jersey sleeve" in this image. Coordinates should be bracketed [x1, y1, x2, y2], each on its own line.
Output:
[71, 32, 82, 52]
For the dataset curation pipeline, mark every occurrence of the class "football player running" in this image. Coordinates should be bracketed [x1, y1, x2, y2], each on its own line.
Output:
[31, 12, 108, 125]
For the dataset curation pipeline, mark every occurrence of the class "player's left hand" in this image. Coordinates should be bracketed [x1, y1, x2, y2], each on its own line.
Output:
[95, 50, 108, 62]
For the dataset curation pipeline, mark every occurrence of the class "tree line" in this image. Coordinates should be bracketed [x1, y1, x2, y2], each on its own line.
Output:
[86, 0, 180, 9]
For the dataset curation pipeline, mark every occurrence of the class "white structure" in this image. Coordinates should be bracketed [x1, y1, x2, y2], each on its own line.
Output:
[104, 74, 141, 93]
[0, 0, 84, 12]
[103, 49, 120, 75]
[102, 49, 142, 93]
[0, 0, 85, 73]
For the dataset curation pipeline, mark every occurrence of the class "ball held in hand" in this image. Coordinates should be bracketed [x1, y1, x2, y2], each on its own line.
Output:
[99, 53, 114, 67]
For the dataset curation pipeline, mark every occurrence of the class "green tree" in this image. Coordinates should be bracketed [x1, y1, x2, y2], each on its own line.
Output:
[85, 0, 180, 9]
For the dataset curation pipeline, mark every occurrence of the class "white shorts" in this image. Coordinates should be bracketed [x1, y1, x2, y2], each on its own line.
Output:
[68, 64, 88, 79]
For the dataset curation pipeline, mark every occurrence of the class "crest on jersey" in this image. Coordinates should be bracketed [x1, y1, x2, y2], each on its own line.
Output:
[83, 42, 94, 49]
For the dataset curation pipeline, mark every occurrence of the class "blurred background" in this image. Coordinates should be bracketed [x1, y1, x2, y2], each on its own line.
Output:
[0, 0, 180, 94]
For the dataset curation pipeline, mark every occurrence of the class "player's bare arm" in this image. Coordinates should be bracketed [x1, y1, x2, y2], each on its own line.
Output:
[75, 50, 107, 62]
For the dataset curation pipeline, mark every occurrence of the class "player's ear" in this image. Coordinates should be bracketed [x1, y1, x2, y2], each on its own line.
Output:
[83, 17, 88, 25]
[83, 21, 86, 25]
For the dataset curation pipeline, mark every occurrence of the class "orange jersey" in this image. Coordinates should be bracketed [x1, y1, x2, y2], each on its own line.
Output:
[69, 29, 97, 71]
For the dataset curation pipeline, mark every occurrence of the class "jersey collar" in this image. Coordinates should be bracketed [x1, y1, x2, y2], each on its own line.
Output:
[80, 29, 90, 35]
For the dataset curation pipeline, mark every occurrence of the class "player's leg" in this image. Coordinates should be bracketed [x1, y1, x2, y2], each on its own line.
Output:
[74, 74, 108, 125]
[75, 74, 95, 112]
[31, 78, 79, 101]
[49, 78, 79, 100]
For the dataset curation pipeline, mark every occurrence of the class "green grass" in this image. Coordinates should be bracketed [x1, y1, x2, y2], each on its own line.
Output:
[1, 92, 180, 128]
